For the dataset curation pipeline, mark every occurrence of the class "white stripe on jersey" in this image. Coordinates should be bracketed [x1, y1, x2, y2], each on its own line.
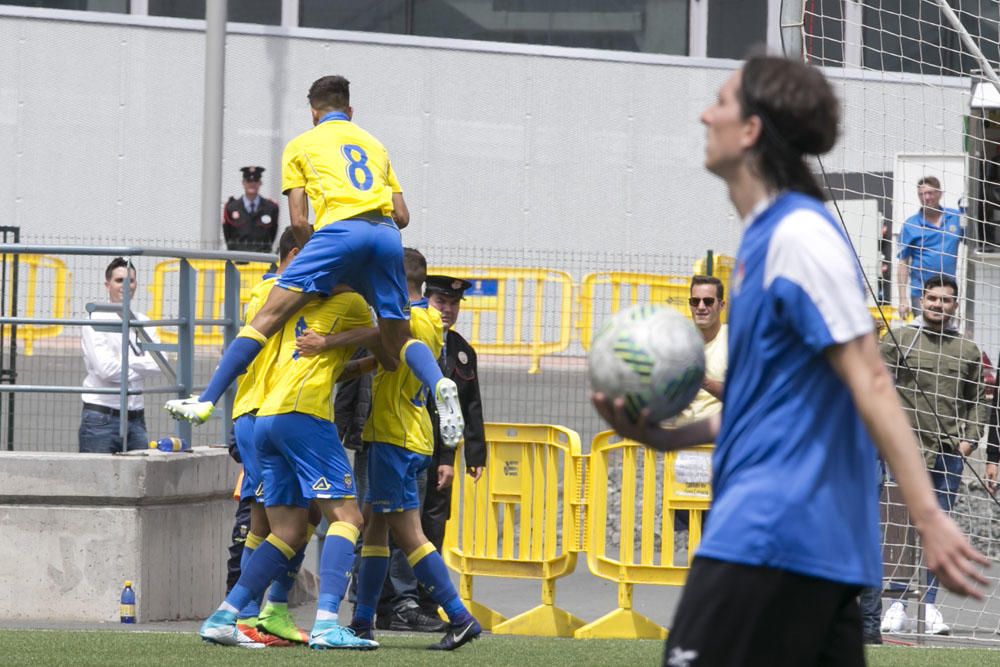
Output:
[762, 208, 875, 344]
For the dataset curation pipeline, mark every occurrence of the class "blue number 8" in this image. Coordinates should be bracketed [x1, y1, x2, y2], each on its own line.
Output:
[342, 144, 374, 191]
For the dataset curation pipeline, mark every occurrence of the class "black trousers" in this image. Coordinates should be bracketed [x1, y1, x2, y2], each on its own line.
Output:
[226, 498, 253, 593]
[663, 557, 864, 667]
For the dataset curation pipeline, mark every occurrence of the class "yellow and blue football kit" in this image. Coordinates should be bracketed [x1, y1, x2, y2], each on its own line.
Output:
[254, 291, 373, 509]
[352, 300, 480, 646]
[232, 274, 280, 504]
[277, 111, 409, 320]
[362, 301, 444, 512]
[281, 113, 400, 230]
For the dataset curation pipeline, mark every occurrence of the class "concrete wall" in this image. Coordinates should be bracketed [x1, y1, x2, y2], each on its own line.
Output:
[0, 446, 239, 622]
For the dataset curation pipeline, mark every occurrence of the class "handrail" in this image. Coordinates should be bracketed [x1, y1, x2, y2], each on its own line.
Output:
[0, 244, 275, 263]
[0, 245, 262, 450]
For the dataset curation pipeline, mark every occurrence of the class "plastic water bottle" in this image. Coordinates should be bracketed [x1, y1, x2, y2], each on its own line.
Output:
[120, 581, 136, 623]
[148, 437, 190, 452]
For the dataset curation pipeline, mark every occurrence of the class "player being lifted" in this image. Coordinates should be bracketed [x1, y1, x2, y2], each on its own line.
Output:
[226, 229, 322, 646]
[165, 75, 463, 447]
[200, 275, 384, 650]
[295, 248, 481, 650]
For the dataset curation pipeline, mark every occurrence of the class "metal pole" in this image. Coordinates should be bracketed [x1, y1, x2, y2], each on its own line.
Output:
[221, 260, 241, 444]
[706, 250, 714, 277]
[119, 262, 132, 452]
[177, 260, 195, 445]
[200, 1, 227, 249]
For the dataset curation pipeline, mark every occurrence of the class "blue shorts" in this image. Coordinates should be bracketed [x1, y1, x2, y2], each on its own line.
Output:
[234, 413, 263, 503]
[254, 413, 356, 508]
[364, 441, 430, 513]
[276, 216, 409, 320]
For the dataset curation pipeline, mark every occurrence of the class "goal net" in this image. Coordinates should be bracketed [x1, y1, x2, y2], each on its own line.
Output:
[798, 0, 1000, 642]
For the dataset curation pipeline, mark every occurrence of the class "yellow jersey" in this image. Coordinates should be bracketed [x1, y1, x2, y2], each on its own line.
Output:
[281, 116, 402, 231]
[232, 276, 280, 419]
[257, 292, 373, 421]
[362, 303, 444, 455]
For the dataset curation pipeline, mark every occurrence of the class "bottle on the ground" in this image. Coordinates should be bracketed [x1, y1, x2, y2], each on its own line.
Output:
[120, 581, 136, 624]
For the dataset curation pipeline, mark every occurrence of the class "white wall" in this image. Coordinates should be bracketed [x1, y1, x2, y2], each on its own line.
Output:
[0, 10, 970, 264]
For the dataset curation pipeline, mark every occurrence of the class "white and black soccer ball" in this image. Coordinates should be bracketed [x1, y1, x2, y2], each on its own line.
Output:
[588, 305, 706, 423]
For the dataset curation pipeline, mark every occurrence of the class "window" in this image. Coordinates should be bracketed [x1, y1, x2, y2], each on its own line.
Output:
[862, 0, 1000, 76]
[148, 0, 281, 25]
[803, 0, 845, 67]
[0, 0, 127, 11]
[299, 0, 407, 34]
[706, 0, 766, 60]
[300, 0, 688, 56]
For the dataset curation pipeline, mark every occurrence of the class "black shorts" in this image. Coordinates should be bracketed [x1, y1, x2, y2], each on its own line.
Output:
[663, 557, 864, 667]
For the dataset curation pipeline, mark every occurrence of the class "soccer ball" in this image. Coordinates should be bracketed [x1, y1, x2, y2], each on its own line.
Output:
[588, 305, 706, 423]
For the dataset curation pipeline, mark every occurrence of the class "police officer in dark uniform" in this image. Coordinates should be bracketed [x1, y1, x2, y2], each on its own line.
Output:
[223, 166, 279, 252]
[422, 276, 487, 583]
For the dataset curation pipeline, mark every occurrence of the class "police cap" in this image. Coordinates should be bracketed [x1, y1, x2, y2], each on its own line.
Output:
[425, 275, 472, 300]
[240, 166, 265, 182]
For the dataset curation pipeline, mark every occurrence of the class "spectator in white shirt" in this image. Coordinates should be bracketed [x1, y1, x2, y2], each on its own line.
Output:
[79, 257, 161, 453]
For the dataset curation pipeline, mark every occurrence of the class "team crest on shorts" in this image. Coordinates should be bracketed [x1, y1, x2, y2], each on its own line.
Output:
[344, 473, 353, 488]
[312, 477, 332, 491]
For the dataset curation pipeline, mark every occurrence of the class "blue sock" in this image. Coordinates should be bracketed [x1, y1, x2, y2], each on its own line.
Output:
[353, 545, 390, 626]
[317, 522, 360, 616]
[408, 543, 471, 624]
[402, 340, 444, 392]
[237, 535, 264, 618]
[199, 334, 264, 404]
[269, 545, 307, 604]
[224, 535, 294, 614]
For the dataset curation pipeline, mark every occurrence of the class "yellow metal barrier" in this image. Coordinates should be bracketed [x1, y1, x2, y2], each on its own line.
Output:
[692, 254, 735, 290]
[442, 423, 587, 636]
[575, 431, 713, 639]
[147, 260, 272, 345]
[578, 272, 695, 351]
[3, 254, 71, 355]
[428, 267, 574, 374]
[870, 304, 905, 337]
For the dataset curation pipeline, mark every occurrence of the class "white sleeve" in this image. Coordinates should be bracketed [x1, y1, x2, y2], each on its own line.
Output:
[763, 209, 874, 349]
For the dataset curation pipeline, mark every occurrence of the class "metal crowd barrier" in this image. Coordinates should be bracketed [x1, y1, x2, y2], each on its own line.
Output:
[443, 423, 587, 635]
[443, 423, 713, 639]
[0, 253, 71, 356]
[148, 259, 273, 346]
[577, 433, 712, 639]
[429, 266, 575, 374]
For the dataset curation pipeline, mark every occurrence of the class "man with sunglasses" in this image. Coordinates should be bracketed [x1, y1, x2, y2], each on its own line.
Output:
[669, 276, 728, 555]
[676, 275, 727, 424]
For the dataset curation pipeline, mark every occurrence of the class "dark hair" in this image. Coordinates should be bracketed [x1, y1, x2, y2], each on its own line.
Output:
[917, 175, 941, 190]
[690, 275, 724, 301]
[105, 257, 135, 281]
[738, 56, 839, 200]
[403, 247, 426, 288]
[308, 75, 350, 112]
[277, 227, 299, 263]
[923, 274, 958, 297]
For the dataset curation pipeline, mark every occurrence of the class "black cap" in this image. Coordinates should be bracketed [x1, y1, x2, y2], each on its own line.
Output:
[240, 166, 265, 181]
[425, 275, 472, 299]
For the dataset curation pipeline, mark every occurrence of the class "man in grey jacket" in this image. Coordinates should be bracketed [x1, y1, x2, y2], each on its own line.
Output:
[878, 274, 988, 636]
